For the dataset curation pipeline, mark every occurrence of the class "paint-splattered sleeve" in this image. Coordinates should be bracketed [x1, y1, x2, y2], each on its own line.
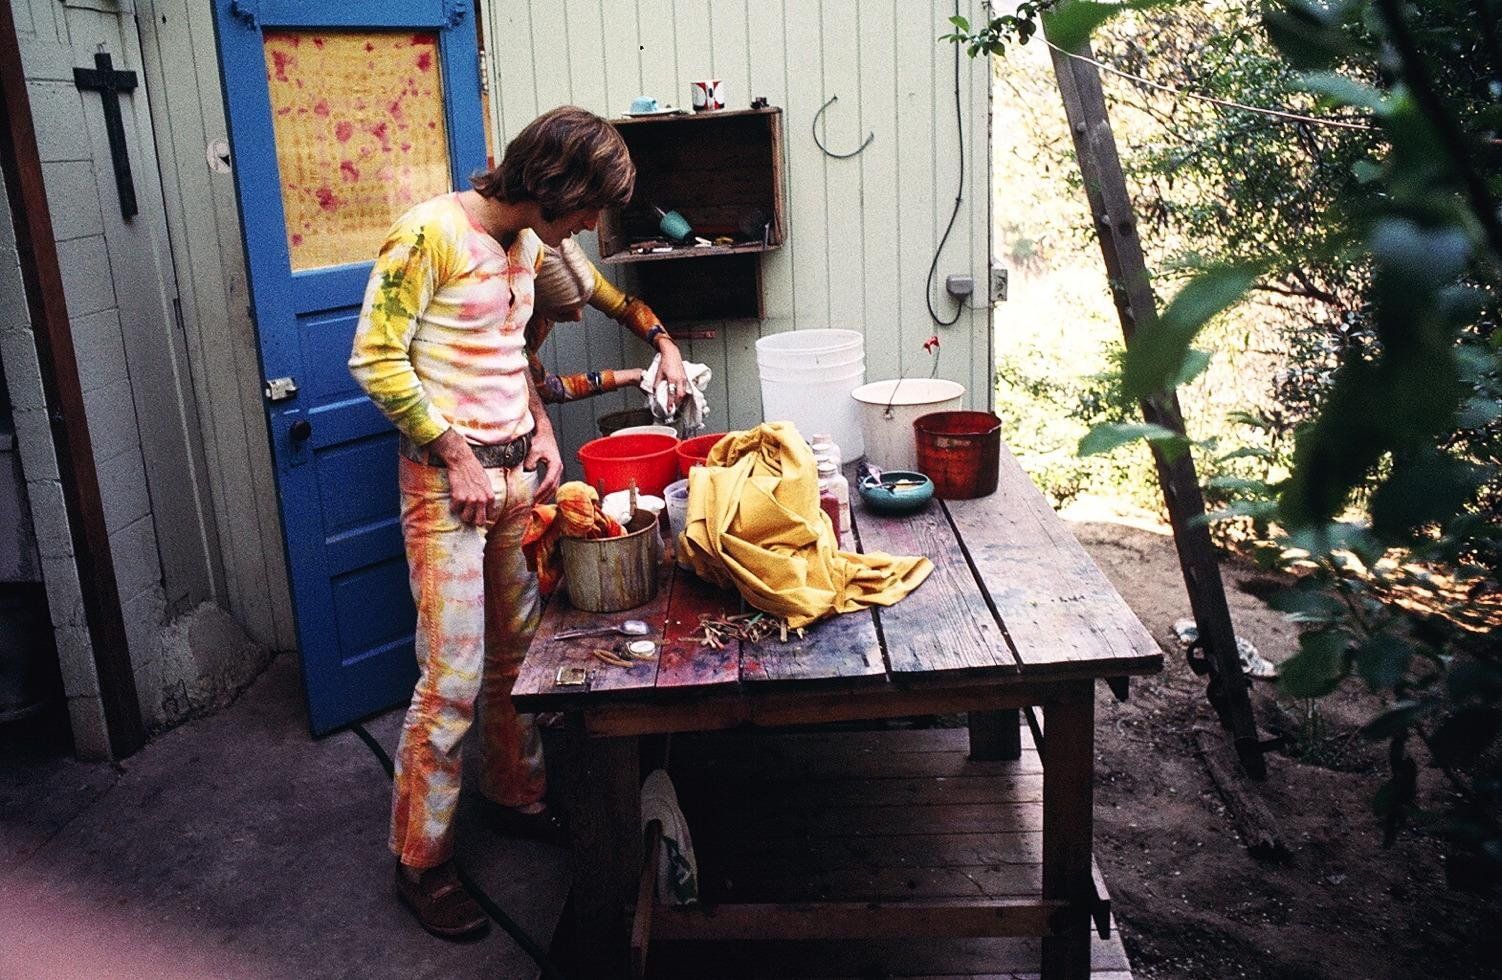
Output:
[590, 267, 669, 346]
[348, 219, 453, 445]
[525, 313, 630, 404]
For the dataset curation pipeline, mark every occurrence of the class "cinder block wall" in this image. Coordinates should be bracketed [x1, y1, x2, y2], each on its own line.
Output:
[0, 165, 110, 757]
[9, 0, 268, 752]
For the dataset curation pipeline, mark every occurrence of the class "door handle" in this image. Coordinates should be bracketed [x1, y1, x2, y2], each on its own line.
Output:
[290, 419, 312, 441]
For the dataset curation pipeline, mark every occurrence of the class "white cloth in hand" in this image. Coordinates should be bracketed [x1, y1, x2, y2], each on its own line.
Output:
[640, 352, 712, 433]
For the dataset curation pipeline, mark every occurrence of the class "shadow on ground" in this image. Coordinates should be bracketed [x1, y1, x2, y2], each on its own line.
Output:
[0, 655, 567, 980]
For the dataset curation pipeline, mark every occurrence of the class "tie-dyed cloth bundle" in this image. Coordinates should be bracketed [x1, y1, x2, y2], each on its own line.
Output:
[521, 481, 625, 596]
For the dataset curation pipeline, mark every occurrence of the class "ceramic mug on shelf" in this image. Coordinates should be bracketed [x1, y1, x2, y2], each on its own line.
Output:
[690, 79, 724, 112]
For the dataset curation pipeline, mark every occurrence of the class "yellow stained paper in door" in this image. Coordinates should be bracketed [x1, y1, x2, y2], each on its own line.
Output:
[264, 30, 452, 271]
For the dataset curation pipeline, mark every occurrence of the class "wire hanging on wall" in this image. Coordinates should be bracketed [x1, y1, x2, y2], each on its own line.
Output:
[926, 0, 967, 327]
[811, 95, 875, 159]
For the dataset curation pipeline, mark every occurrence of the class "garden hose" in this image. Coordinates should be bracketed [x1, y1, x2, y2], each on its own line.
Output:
[350, 723, 565, 980]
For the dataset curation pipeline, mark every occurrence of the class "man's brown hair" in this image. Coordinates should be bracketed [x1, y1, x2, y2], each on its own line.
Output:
[473, 106, 635, 220]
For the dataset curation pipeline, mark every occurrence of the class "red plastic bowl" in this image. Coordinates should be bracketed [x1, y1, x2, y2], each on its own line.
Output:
[577, 433, 679, 495]
[674, 432, 729, 477]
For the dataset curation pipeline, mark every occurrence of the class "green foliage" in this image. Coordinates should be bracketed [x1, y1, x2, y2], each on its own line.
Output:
[1121, 262, 1264, 399]
[955, 0, 1502, 883]
[942, 2, 1059, 57]
[1078, 421, 1189, 458]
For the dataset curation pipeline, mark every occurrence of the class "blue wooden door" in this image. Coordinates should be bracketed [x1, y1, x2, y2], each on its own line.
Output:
[213, 1, 487, 733]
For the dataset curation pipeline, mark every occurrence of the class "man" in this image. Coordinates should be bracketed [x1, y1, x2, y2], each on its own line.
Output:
[349, 106, 635, 940]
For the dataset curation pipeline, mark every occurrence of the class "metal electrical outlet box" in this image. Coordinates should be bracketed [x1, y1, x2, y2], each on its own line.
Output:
[990, 265, 1009, 304]
[945, 273, 974, 299]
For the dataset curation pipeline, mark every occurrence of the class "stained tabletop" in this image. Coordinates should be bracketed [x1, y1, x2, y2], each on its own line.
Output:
[513, 445, 1161, 712]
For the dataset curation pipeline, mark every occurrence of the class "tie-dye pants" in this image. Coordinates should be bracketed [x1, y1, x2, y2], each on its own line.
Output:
[389, 456, 545, 869]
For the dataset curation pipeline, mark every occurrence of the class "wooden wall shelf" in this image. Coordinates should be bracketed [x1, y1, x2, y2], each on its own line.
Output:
[598, 240, 778, 265]
[600, 106, 785, 320]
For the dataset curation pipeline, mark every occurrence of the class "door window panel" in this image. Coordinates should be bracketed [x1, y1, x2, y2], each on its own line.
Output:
[264, 31, 452, 271]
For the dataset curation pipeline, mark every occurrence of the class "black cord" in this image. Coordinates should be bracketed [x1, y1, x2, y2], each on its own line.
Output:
[926, 0, 967, 328]
[350, 724, 565, 980]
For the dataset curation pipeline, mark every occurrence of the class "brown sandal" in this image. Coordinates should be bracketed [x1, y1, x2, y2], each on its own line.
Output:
[394, 862, 490, 941]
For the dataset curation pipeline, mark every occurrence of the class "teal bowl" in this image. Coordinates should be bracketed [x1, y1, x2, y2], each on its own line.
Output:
[857, 470, 935, 515]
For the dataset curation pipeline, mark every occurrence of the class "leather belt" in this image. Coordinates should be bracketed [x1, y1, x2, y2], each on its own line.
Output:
[398, 433, 531, 469]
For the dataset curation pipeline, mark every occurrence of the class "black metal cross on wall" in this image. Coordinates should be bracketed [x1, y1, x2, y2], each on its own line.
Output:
[73, 51, 138, 220]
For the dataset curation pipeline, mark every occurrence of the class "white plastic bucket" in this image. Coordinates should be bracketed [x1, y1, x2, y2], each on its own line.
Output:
[760, 357, 865, 384]
[852, 378, 966, 470]
[761, 364, 866, 460]
[664, 478, 691, 555]
[757, 330, 866, 459]
[755, 329, 863, 370]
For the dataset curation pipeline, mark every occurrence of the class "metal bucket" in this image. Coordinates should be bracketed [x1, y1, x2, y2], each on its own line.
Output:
[597, 408, 656, 436]
[560, 513, 662, 613]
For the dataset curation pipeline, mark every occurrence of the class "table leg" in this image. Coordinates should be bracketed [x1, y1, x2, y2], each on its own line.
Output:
[1041, 681, 1094, 980]
[967, 708, 1022, 760]
[561, 715, 641, 978]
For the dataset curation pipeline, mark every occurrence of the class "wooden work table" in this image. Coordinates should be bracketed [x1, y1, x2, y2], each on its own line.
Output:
[513, 445, 1162, 978]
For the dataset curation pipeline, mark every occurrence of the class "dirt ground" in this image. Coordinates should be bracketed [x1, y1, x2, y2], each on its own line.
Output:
[1070, 518, 1501, 980]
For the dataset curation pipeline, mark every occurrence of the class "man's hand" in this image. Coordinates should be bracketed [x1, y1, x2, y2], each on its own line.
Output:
[524, 370, 563, 501]
[430, 428, 495, 525]
[656, 338, 690, 414]
[526, 427, 563, 502]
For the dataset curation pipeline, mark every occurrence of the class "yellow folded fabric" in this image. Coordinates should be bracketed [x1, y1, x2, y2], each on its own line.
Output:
[677, 422, 933, 628]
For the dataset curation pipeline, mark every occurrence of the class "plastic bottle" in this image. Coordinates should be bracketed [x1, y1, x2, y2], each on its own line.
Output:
[816, 459, 851, 548]
[810, 432, 843, 471]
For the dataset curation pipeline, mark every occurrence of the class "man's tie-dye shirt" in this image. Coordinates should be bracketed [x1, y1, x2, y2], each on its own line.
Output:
[350, 193, 545, 447]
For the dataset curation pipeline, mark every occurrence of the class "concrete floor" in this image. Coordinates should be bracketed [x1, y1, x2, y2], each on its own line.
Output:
[0, 655, 569, 979]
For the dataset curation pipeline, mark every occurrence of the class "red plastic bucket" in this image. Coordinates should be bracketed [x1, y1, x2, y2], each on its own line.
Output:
[577, 433, 679, 495]
[674, 432, 729, 477]
[913, 411, 1002, 499]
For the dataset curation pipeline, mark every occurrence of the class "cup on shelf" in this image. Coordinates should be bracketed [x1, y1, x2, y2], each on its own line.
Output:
[654, 206, 694, 243]
[690, 79, 724, 112]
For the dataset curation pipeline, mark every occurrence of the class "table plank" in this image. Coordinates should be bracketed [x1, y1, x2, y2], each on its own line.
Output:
[854, 499, 1018, 676]
[655, 567, 742, 692]
[513, 561, 670, 700]
[703, 831, 1042, 877]
[740, 605, 885, 683]
[944, 447, 1160, 677]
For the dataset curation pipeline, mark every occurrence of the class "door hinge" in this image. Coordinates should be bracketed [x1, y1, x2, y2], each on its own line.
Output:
[478, 47, 491, 95]
[263, 376, 299, 402]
